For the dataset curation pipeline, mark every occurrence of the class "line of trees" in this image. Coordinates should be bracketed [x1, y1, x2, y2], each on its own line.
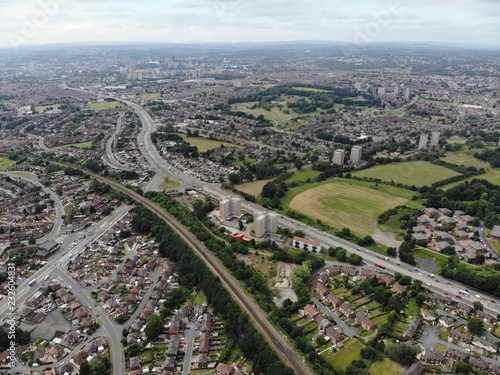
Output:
[130, 204, 294, 375]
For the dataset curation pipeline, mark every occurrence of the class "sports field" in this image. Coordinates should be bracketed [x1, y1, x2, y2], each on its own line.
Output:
[88, 101, 125, 110]
[0, 158, 16, 171]
[179, 134, 241, 153]
[351, 161, 460, 187]
[287, 178, 421, 236]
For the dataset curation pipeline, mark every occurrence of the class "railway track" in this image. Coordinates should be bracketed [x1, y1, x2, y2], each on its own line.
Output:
[93, 175, 313, 375]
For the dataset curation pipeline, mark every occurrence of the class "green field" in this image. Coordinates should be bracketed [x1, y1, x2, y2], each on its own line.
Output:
[0, 158, 16, 171]
[369, 358, 404, 375]
[292, 87, 330, 92]
[286, 167, 321, 183]
[11, 171, 34, 179]
[54, 140, 94, 149]
[88, 101, 125, 110]
[443, 169, 500, 189]
[352, 161, 460, 187]
[179, 134, 241, 153]
[231, 102, 293, 125]
[35, 104, 62, 112]
[139, 92, 161, 100]
[327, 338, 365, 370]
[285, 178, 423, 237]
[235, 178, 274, 196]
[440, 152, 490, 169]
[159, 179, 180, 190]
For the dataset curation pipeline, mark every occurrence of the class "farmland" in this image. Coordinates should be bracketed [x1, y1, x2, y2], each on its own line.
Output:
[286, 178, 423, 237]
[351, 161, 460, 187]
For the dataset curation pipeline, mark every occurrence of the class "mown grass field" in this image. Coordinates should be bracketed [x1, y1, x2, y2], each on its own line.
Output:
[54, 140, 94, 149]
[443, 169, 500, 190]
[327, 338, 365, 370]
[369, 358, 404, 375]
[0, 158, 16, 171]
[235, 178, 274, 196]
[413, 248, 449, 269]
[286, 167, 320, 183]
[35, 104, 62, 112]
[87, 101, 125, 110]
[440, 152, 490, 169]
[351, 161, 460, 187]
[179, 134, 241, 153]
[139, 92, 161, 100]
[285, 178, 423, 237]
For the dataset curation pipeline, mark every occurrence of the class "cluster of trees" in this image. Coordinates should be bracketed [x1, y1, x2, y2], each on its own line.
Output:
[398, 240, 417, 265]
[79, 355, 110, 375]
[130, 204, 294, 375]
[261, 180, 288, 208]
[475, 147, 500, 168]
[440, 256, 500, 297]
[423, 179, 500, 227]
[327, 247, 363, 265]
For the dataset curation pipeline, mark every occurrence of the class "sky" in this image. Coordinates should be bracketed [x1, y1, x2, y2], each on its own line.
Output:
[1, 0, 500, 49]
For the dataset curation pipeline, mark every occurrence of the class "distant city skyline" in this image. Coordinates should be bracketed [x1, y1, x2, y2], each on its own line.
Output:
[1, 0, 500, 49]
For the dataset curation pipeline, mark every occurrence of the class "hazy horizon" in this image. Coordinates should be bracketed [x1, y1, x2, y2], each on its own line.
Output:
[1, 0, 500, 49]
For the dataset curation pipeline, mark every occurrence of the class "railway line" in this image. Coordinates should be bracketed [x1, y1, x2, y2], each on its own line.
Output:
[92, 174, 313, 375]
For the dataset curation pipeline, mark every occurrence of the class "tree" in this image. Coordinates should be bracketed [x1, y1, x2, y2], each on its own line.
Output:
[145, 313, 163, 339]
[261, 182, 277, 198]
[385, 343, 417, 366]
[348, 253, 363, 265]
[415, 294, 426, 306]
[336, 248, 347, 261]
[473, 301, 483, 312]
[387, 247, 397, 257]
[467, 317, 484, 335]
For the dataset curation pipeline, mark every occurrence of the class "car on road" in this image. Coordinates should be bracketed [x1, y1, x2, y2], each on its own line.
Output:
[435, 280, 439, 283]
[444, 292, 448, 295]
[408, 269, 413, 272]
[456, 294, 462, 299]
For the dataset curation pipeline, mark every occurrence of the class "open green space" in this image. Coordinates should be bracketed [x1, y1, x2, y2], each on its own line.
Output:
[231, 102, 293, 125]
[352, 161, 460, 187]
[369, 358, 404, 375]
[54, 140, 94, 149]
[292, 87, 330, 92]
[0, 158, 16, 171]
[139, 92, 161, 100]
[285, 178, 423, 237]
[378, 206, 423, 240]
[440, 151, 490, 169]
[376, 109, 404, 116]
[442, 168, 500, 190]
[87, 101, 125, 110]
[159, 179, 180, 190]
[235, 178, 274, 196]
[11, 171, 33, 180]
[179, 134, 241, 153]
[327, 338, 365, 370]
[285, 167, 321, 183]
[34, 104, 62, 112]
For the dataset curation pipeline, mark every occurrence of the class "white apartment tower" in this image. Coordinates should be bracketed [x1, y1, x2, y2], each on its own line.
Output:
[219, 198, 242, 221]
[350, 146, 362, 164]
[430, 131, 440, 147]
[418, 134, 428, 149]
[332, 149, 345, 166]
[254, 212, 278, 238]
